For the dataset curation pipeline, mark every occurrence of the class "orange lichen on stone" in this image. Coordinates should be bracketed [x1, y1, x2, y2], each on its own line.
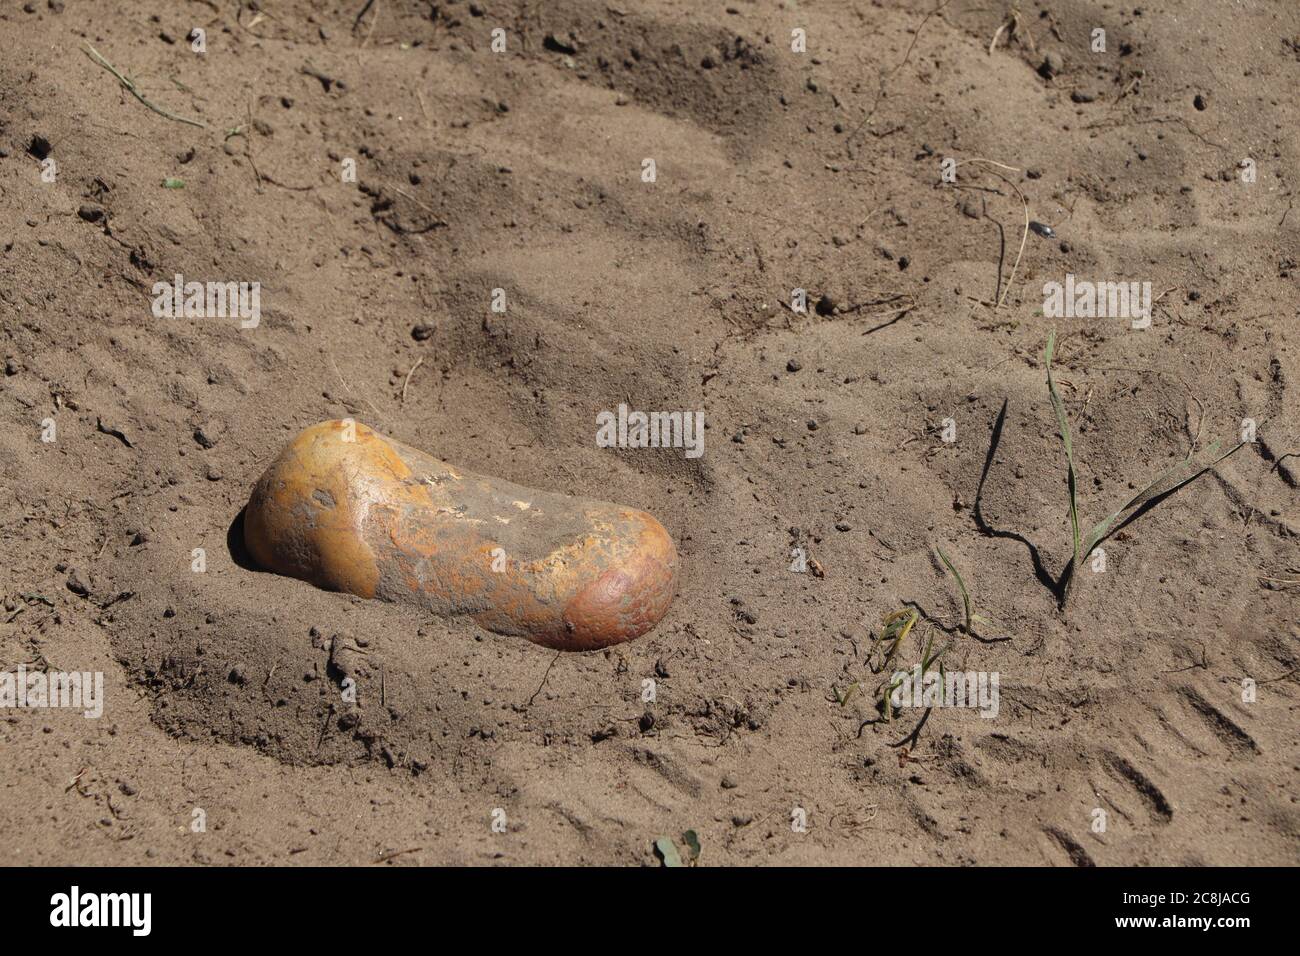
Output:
[243, 420, 678, 650]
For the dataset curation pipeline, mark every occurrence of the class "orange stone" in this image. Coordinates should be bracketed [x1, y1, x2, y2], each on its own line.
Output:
[243, 420, 678, 651]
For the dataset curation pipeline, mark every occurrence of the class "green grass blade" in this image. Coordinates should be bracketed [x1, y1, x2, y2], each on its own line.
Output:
[921, 631, 951, 672]
[1081, 439, 1243, 559]
[936, 546, 972, 633]
[1045, 330, 1082, 604]
[878, 609, 918, 672]
[1063, 438, 1246, 597]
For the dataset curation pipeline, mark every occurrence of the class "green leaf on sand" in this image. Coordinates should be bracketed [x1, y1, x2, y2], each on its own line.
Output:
[654, 836, 683, 867]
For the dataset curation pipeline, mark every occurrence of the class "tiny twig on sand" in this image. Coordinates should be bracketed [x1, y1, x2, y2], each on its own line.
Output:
[353, 0, 376, 33]
[989, 19, 1009, 55]
[372, 846, 421, 864]
[989, 9, 1035, 56]
[953, 158, 1029, 309]
[392, 187, 447, 220]
[526, 651, 562, 707]
[845, 0, 952, 146]
[401, 357, 424, 404]
[354, 0, 381, 53]
[83, 43, 205, 128]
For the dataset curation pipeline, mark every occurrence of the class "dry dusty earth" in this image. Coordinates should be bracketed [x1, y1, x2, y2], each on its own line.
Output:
[1, 0, 1297, 866]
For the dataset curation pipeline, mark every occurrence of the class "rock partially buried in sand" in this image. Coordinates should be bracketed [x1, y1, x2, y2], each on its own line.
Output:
[243, 420, 678, 651]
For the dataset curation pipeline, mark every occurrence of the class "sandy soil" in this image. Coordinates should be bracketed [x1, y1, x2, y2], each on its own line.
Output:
[1, 0, 1297, 866]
